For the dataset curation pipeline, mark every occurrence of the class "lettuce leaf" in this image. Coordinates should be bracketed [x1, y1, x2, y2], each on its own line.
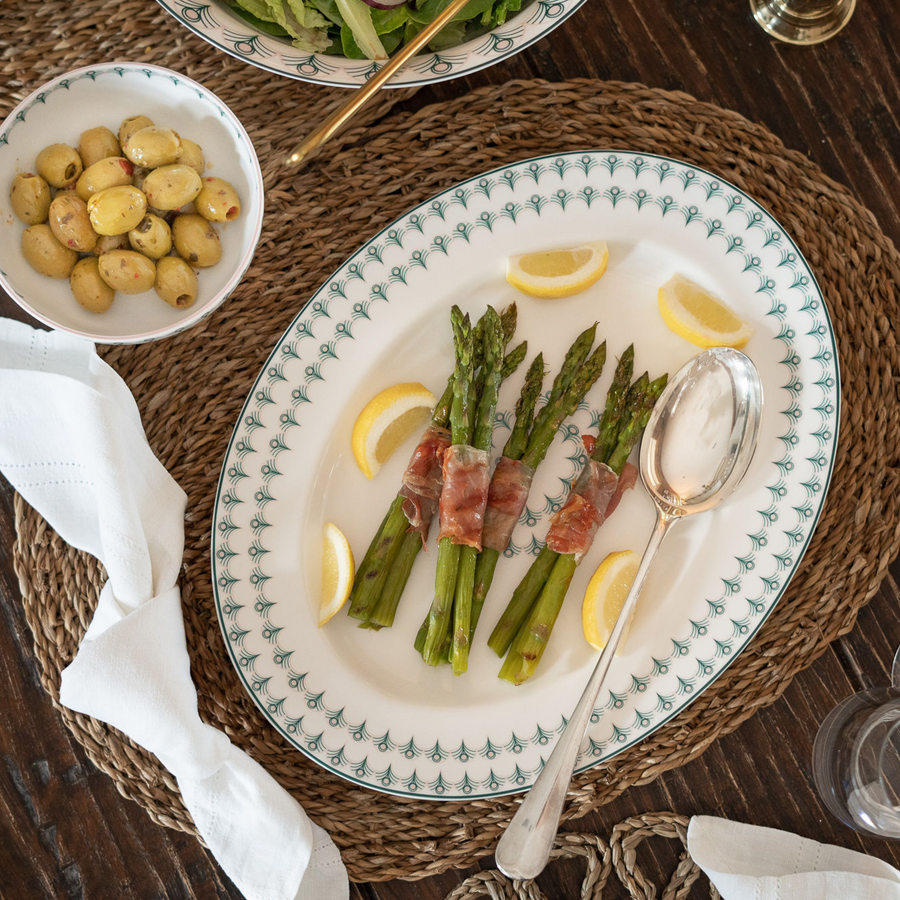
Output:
[334, 0, 387, 59]
[407, 0, 494, 25]
[285, 0, 328, 30]
[370, 5, 409, 34]
[231, 0, 331, 51]
[227, 0, 291, 35]
[489, 0, 521, 27]
[308, 0, 345, 26]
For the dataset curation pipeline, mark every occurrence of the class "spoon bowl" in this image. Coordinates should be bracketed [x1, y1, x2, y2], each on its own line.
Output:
[641, 347, 763, 515]
[495, 347, 763, 882]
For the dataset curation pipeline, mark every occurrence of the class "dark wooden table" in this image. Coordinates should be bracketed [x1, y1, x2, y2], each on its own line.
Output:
[2, 1, 900, 897]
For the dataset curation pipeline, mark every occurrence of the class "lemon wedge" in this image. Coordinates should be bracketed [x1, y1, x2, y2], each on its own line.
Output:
[582, 550, 641, 653]
[351, 382, 436, 480]
[658, 274, 755, 349]
[319, 522, 355, 627]
[506, 240, 609, 299]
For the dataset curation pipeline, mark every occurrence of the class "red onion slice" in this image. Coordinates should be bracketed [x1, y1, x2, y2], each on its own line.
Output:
[361, 0, 406, 9]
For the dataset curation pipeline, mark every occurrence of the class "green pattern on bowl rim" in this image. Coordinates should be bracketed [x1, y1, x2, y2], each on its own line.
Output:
[212, 150, 839, 800]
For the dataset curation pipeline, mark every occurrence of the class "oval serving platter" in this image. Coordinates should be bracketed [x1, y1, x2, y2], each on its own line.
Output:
[212, 150, 839, 800]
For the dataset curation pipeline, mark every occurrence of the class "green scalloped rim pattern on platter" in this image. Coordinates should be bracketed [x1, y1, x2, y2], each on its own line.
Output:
[211, 150, 839, 799]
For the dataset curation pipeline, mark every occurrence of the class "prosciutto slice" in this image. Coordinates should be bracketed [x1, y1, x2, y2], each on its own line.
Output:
[604, 462, 638, 520]
[398, 425, 451, 541]
[546, 459, 619, 560]
[482, 457, 535, 553]
[438, 444, 491, 550]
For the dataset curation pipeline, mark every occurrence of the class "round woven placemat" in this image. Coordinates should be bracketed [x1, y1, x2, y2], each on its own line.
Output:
[6, 0, 900, 883]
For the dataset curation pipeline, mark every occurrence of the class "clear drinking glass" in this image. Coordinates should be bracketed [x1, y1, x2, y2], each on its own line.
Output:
[813, 647, 900, 838]
[750, 0, 856, 44]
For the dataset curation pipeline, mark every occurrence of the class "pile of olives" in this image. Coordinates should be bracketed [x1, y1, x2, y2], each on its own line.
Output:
[9, 115, 242, 314]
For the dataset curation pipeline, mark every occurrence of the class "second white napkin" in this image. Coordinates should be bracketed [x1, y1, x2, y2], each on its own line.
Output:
[688, 815, 900, 900]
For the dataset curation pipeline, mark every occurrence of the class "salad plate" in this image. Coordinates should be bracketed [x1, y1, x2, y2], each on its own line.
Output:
[155, 0, 584, 87]
[211, 150, 839, 800]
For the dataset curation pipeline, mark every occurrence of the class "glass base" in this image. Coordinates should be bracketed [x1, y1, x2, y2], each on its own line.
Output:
[750, 0, 856, 44]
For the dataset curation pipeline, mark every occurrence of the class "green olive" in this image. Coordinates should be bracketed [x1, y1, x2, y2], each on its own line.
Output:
[177, 138, 205, 175]
[195, 176, 241, 222]
[70, 257, 115, 313]
[48, 194, 97, 253]
[172, 214, 221, 268]
[123, 126, 182, 168]
[87, 185, 147, 236]
[78, 126, 121, 168]
[75, 157, 135, 202]
[21, 224, 77, 278]
[97, 250, 156, 294]
[9, 173, 51, 225]
[118, 115, 154, 149]
[155, 256, 198, 309]
[92, 233, 130, 256]
[142, 164, 202, 211]
[35, 143, 83, 189]
[128, 214, 172, 259]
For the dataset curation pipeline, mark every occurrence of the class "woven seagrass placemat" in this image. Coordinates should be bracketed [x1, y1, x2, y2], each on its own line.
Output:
[6, 0, 900, 885]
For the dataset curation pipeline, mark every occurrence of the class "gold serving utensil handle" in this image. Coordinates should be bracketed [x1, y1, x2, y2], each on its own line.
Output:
[283, 0, 472, 169]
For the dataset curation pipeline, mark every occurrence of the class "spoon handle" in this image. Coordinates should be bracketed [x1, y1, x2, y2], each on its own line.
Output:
[495, 512, 678, 881]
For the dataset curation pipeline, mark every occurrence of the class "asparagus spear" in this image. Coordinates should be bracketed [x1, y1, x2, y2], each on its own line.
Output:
[469, 337, 608, 643]
[420, 308, 476, 665]
[347, 496, 408, 620]
[487, 346, 636, 656]
[498, 373, 668, 685]
[450, 308, 505, 674]
[504, 353, 547, 462]
[475, 349, 549, 634]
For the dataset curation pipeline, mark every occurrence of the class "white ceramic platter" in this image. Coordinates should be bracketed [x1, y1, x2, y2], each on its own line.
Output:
[0, 63, 264, 344]
[212, 151, 839, 800]
[156, 0, 584, 88]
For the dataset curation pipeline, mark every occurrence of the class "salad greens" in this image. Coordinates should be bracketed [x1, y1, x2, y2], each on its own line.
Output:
[226, 0, 523, 59]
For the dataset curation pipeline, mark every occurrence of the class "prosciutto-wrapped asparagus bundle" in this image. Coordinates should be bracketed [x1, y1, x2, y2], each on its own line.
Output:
[361, 312, 525, 630]
[347, 305, 523, 626]
[491, 350, 668, 685]
[419, 306, 486, 666]
[464, 328, 610, 658]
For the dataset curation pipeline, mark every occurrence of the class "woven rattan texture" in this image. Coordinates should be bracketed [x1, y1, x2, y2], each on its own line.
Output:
[6, 0, 900, 884]
[442, 813, 719, 900]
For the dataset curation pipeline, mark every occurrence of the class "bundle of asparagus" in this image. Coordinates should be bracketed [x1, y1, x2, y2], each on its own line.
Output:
[458, 326, 609, 669]
[489, 347, 668, 685]
[419, 306, 500, 667]
[347, 304, 524, 629]
[418, 318, 610, 673]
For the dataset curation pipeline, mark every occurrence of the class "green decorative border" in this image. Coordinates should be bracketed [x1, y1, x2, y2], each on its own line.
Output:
[211, 151, 839, 799]
[156, 0, 583, 88]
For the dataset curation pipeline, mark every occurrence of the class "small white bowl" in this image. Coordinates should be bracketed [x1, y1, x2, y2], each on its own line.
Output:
[0, 63, 264, 344]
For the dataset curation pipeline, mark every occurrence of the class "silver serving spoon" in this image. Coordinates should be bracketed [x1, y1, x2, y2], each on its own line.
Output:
[495, 347, 763, 881]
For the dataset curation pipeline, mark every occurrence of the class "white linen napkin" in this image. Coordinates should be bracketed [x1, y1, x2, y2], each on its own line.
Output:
[688, 816, 900, 899]
[0, 318, 348, 900]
